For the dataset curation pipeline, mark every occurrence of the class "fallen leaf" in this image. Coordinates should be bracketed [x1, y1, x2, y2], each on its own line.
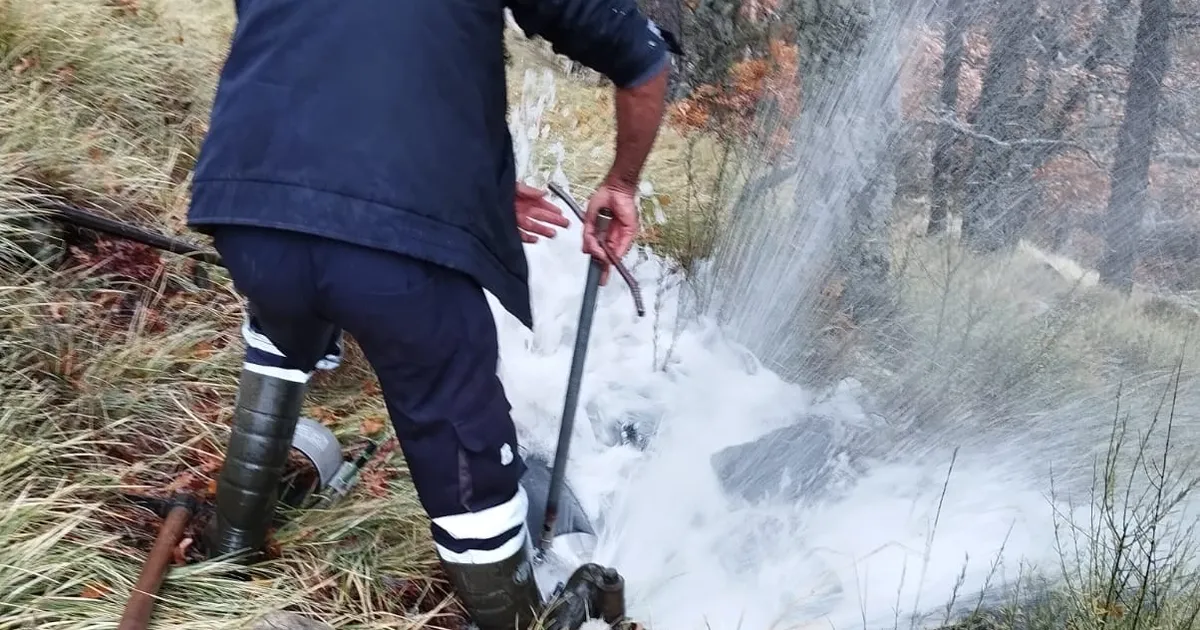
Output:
[204, 478, 218, 497]
[359, 468, 391, 498]
[173, 538, 193, 565]
[310, 406, 337, 426]
[13, 56, 36, 76]
[377, 438, 399, 456]
[163, 472, 196, 493]
[111, 0, 139, 15]
[264, 530, 283, 560]
[197, 452, 223, 474]
[56, 64, 75, 85]
[362, 380, 382, 396]
[360, 416, 386, 436]
[192, 340, 216, 360]
[80, 583, 110, 599]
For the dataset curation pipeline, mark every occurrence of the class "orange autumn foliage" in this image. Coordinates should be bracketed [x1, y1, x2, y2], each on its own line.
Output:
[669, 38, 800, 153]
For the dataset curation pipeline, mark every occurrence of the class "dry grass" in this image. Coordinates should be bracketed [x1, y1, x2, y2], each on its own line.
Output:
[504, 32, 735, 267]
[7, 1, 1200, 629]
[0, 1, 729, 628]
[859, 205, 1200, 430]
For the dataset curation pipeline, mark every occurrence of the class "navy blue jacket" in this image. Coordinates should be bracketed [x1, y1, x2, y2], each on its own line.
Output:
[187, 0, 671, 328]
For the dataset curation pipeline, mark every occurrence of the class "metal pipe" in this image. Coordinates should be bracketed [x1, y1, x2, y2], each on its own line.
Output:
[39, 202, 225, 267]
[543, 563, 628, 630]
[118, 494, 196, 630]
[209, 368, 307, 559]
[546, 183, 646, 317]
[538, 208, 612, 553]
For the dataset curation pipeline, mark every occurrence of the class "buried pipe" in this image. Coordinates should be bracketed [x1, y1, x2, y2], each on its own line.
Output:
[117, 493, 197, 630]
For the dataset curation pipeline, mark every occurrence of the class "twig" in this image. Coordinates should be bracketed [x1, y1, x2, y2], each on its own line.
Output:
[916, 110, 1106, 169]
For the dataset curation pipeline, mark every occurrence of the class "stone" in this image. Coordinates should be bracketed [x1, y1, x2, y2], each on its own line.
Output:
[710, 415, 867, 505]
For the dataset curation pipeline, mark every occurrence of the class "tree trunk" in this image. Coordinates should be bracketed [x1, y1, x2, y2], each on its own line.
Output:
[1098, 0, 1172, 290]
[927, 0, 969, 236]
[961, 0, 1038, 252]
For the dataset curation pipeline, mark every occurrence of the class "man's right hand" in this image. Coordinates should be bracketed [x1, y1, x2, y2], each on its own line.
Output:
[582, 180, 640, 286]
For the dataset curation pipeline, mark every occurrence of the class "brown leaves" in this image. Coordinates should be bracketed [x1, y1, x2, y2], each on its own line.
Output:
[359, 416, 386, 436]
[739, 0, 782, 21]
[10, 54, 76, 88]
[310, 406, 338, 426]
[668, 38, 800, 154]
[12, 56, 37, 76]
[197, 453, 223, 475]
[110, 0, 139, 16]
[191, 340, 216, 360]
[80, 583, 111, 599]
[163, 472, 201, 494]
[358, 468, 392, 498]
[173, 537, 193, 566]
[68, 238, 165, 285]
[163, 458, 221, 499]
[264, 530, 284, 560]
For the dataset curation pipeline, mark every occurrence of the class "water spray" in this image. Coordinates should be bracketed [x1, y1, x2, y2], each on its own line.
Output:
[538, 184, 647, 555]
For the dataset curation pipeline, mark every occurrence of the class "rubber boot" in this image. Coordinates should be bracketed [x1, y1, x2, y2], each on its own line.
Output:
[440, 544, 544, 630]
[208, 367, 307, 559]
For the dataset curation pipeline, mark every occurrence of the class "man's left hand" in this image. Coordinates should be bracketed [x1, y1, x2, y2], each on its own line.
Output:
[516, 182, 570, 243]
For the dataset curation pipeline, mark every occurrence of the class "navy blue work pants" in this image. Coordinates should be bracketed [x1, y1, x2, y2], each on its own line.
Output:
[211, 226, 530, 565]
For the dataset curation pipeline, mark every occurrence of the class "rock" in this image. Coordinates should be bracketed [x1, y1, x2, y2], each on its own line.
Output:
[251, 612, 334, 630]
[710, 416, 867, 505]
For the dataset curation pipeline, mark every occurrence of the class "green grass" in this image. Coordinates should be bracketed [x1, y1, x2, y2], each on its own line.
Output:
[4, 0, 1200, 629]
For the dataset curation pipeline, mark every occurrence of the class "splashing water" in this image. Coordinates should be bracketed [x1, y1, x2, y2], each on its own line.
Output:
[490, 182, 1072, 628]
[494, 2, 1200, 626]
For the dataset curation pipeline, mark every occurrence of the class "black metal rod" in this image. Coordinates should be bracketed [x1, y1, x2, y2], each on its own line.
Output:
[539, 208, 612, 553]
[546, 183, 646, 317]
[40, 202, 225, 267]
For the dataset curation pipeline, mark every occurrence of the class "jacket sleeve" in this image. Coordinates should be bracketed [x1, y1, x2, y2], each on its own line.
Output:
[506, 0, 673, 89]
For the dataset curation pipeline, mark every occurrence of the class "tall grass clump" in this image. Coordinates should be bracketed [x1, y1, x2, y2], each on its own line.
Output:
[901, 364, 1200, 630]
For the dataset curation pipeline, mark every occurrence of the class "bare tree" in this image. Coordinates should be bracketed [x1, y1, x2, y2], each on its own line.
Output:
[1098, 0, 1173, 289]
[927, 0, 970, 236]
[960, 0, 1040, 251]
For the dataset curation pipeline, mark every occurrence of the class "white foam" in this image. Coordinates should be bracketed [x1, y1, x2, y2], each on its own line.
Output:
[486, 183, 1081, 629]
[495, 68, 1078, 630]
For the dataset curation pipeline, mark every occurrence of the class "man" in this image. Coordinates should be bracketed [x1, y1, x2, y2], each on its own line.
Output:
[186, 1, 672, 628]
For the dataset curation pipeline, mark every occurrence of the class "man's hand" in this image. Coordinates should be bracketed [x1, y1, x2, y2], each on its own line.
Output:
[582, 180, 639, 285]
[515, 182, 570, 243]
